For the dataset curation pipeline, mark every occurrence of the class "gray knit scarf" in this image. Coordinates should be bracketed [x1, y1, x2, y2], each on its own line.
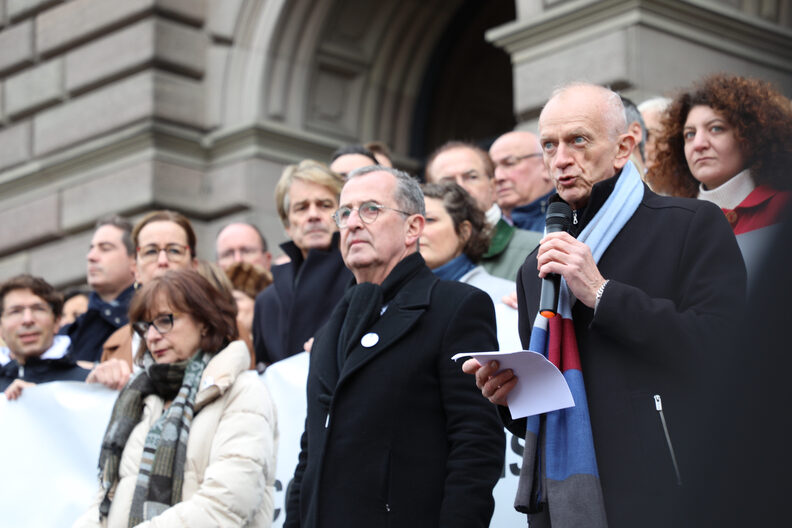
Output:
[97, 350, 210, 524]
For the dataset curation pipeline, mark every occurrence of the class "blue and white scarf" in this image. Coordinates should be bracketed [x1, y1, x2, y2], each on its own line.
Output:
[516, 162, 644, 526]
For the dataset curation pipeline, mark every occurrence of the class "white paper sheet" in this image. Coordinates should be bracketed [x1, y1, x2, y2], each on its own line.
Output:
[452, 350, 575, 418]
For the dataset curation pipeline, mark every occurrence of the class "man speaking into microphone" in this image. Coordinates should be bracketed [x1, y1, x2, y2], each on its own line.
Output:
[464, 83, 746, 528]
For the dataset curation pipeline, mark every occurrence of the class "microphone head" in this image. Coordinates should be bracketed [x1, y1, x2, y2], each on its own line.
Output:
[545, 201, 572, 231]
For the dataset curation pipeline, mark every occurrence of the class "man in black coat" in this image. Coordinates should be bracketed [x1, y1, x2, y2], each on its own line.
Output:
[285, 167, 505, 527]
[1, 275, 90, 398]
[61, 215, 136, 363]
[252, 160, 352, 367]
[465, 83, 746, 527]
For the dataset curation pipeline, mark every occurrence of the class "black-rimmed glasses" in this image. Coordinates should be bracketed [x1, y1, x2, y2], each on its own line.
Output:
[132, 313, 175, 337]
[332, 201, 412, 229]
[137, 244, 189, 263]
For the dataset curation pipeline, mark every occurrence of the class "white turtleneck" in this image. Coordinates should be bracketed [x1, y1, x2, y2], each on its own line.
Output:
[486, 203, 502, 226]
[697, 169, 755, 210]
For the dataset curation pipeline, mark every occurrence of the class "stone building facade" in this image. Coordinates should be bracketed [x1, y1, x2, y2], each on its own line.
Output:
[0, 0, 790, 287]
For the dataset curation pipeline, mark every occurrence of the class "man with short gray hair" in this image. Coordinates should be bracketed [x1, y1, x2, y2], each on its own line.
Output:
[286, 166, 504, 527]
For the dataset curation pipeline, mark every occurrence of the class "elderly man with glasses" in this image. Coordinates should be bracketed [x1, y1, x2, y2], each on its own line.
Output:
[285, 166, 504, 528]
[1, 275, 90, 399]
[489, 130, 555, 232]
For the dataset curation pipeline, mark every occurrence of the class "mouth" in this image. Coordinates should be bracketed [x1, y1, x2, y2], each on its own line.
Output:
[556, 174, 577, 187]
[151, 349, 168, 359]
[694, 157, 715, 165]
[18, 332, 41, 344]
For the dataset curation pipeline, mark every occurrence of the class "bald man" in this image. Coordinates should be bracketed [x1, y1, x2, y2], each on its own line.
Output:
[466, 83, 745, 527]
[216, 222, 272, 271]
[489, 131, 554, 232]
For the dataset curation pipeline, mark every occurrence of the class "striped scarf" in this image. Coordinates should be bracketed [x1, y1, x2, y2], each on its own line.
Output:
[97, 350, 210, 524]
[516, 162, 644, 527]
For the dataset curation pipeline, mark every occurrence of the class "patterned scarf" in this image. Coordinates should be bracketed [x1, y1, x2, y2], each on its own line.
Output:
[516, 161, 644, 527]
[97, 350, 210, 524]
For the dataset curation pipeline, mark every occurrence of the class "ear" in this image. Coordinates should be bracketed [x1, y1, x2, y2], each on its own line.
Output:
[127, 255, 137, 279]
[613, 133, 636, 170]
[404, 214, 425, 248]
[458, 220, 472, 245]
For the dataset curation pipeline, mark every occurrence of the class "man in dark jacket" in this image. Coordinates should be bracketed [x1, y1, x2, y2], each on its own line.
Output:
[465, 83, 746, 527]
[252, 160, 352, 367]
[61, 215, 136, 363]
[1, 275, 89, 397]
[285, 166, 504, 528]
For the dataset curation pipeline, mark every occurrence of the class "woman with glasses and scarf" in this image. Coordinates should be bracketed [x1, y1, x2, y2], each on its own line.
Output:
[74, 268, 277, 527]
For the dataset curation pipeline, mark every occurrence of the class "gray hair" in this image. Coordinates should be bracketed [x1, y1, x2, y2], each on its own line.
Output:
[621, 95, 646, 162]
[637, 96, 671, 114]
[347, 166, 425, 216]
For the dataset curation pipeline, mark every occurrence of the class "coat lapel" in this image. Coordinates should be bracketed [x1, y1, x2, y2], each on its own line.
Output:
[337, 269, 436, 385]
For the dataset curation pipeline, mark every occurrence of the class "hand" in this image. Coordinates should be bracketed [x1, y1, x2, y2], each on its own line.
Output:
[4, 379, 35, 400]
[536, 231, 606, 308]
[501, 291, 518, 310]
[86, 358, 131, 390]
[303, 337, 314, 353]
[462, 358, 517, 407]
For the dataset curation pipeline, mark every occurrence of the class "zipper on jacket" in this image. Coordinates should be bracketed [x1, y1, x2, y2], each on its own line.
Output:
[325, 412, 330, 428]
[654, 394, 682, 485]
[572, 210, 578, 225]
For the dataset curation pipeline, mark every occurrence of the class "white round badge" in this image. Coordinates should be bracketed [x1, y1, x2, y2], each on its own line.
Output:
[361, 332, 379, 348]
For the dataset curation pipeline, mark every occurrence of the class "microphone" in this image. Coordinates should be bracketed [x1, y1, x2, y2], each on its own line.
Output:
[539, 202, 572, 318]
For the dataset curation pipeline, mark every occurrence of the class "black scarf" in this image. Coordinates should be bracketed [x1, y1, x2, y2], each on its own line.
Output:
[334, 253, 425, 371]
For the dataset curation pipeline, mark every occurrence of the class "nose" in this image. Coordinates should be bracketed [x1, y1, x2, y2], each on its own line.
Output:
[156, 249, 169, 266]
[21, 307, 36, 324]
[86, 247, 98, 262]
[691, 130, 708, 151]
[145, 324, 163, 342]
[552, 143, 574, 170]
[344, 208, 365, 230]
[233, 250, 244, 262]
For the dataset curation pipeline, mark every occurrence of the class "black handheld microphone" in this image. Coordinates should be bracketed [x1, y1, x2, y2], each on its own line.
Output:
[538, 202, 572, 318]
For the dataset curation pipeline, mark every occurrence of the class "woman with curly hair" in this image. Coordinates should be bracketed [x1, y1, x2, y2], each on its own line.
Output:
[648, 73, 792, 276]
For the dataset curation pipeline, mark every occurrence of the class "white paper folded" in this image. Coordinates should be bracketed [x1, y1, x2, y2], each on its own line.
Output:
[452, 350, 575, 418]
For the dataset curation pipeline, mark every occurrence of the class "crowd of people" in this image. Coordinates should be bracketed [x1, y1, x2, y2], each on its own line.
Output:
[1, 72, 789, 527]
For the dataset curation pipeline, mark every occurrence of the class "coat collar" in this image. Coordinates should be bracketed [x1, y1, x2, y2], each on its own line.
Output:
[194, 340, 251, 411]
[336, 265, 435, 385]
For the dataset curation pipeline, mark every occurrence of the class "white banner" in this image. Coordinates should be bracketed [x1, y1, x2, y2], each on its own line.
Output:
[0, 360, 525, 528]
[0, 382, 118, 528]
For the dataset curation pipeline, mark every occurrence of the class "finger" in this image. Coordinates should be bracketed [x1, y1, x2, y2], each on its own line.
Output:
[474, 361, 499, 389]
[490, 376, 519, 406]
[461, 358, 482, 375]
[482, 369, 515, 398]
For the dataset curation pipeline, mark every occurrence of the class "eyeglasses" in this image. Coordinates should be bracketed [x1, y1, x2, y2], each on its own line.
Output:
[137, 244, 189, 263]
[494, 153, 543, 169]
[1, 303, 53, 321]
[218, 246, 263, 262]
[332, 201, 412, 229]
[132, 313, 175, 337]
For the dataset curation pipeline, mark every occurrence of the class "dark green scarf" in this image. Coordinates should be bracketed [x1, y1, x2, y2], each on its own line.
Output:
[97, 350, 210, 524]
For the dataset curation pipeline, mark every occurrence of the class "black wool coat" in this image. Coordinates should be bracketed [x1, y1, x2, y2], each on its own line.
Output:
[285, 258, 505, 528]
[252, 233, 353, 366]
[509, 178, 747, 528]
